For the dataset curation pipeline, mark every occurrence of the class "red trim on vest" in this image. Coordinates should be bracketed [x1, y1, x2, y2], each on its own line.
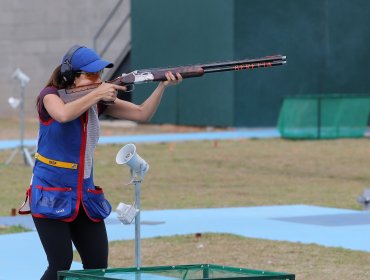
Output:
[39, 115, 54, 126]
[35, 185, 72, 192]
[79, 113, 102, 223]
[32, 213, 47, 218]
[61, 113, 87, 222]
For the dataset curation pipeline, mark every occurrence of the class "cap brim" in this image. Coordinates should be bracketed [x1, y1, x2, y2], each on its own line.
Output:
[80, 59, 114, 72]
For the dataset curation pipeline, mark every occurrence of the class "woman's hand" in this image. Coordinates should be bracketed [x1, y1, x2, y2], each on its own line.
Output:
[106, 72, 183, 122]
[92, 82, 127, 103]
[160, 72, 183, 88]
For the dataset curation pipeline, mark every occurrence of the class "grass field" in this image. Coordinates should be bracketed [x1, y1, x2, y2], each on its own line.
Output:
[1, 118, 370, 279]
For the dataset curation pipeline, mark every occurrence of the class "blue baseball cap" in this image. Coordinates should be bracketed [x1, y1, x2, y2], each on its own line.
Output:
[64, 46, 114, 73]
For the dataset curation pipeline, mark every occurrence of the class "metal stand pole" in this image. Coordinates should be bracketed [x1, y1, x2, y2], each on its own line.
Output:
[134, 178, 141, 269]
[116, 145, 148, 275]
[5, 83, 34, 167]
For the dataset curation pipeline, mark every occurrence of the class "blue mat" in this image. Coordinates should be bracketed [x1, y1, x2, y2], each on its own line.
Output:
[1, 205, 369, 280]
[0, 129, 279, 150]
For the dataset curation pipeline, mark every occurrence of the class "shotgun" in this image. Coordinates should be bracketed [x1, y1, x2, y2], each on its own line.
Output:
[58, 55, 286, 104]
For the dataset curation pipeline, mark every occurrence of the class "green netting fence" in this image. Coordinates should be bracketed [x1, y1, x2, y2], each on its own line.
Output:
[277, 94, 370, 139]
[57, 264, 295, 280]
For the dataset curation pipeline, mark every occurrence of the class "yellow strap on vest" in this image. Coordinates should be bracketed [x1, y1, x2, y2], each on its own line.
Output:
[35, 153, 78, 170]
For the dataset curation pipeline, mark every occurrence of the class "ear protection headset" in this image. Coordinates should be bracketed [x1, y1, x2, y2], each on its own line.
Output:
[60, 45, 83, 84]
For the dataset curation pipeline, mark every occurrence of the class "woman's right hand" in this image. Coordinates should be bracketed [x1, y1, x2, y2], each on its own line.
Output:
[92, 82, 127, 103]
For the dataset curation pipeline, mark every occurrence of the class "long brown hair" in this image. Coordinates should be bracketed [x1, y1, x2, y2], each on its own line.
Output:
[45, 65, 68, 88]
[36, 65, 76, 108]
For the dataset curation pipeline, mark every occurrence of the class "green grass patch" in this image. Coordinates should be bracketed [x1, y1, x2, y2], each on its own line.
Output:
[0, 225, 31, 234]
[73, 233, 370, 280]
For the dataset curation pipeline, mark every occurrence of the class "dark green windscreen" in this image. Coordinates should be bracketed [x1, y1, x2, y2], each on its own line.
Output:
[131, 0, 370, 127]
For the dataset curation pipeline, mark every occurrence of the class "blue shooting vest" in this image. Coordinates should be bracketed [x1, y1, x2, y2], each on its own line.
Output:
[30, 111, 111, 222]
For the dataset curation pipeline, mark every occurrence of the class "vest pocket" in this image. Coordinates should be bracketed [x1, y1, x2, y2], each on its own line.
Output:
[32, 185, 72, 218]
[84, 186, 112, 220]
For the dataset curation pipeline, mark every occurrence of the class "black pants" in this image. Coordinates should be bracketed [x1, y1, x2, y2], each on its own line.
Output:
[32, 208, 108, 280]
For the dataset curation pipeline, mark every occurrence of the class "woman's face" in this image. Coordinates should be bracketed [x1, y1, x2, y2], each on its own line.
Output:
[74, 70, 103, 87]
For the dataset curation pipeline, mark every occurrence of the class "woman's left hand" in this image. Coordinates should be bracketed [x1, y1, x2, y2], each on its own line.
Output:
[161, 72, 183, 88]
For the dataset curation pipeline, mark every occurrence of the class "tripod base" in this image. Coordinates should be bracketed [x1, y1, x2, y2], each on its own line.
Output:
[5, 146, 34, 167]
